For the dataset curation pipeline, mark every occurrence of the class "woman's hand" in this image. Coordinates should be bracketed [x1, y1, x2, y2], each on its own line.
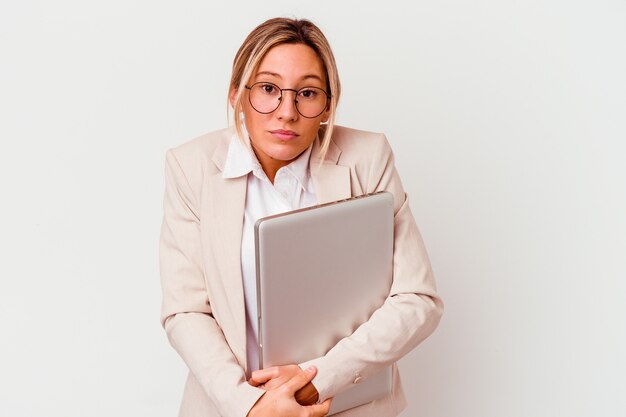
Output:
[249, 364, 320, 405]
[247, 366, 331, 417]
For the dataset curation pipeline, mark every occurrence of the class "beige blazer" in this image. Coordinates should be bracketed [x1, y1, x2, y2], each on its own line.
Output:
[159, 125, 443, 417]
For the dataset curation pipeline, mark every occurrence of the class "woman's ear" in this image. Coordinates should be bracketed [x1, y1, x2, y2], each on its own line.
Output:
[229, 86, 238, 108]
[321, 105, 330, 123]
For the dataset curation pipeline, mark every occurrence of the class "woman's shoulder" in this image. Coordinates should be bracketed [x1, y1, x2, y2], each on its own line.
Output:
[165, 127, 234, 176]
[330, 125, 387, 144]
[168, 127, 232, 160]
[329, 125, 404, 204]
[328, 125, 393, 163]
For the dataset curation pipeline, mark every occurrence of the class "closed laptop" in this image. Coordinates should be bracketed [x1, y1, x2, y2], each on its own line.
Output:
[254, 191, 394, 415]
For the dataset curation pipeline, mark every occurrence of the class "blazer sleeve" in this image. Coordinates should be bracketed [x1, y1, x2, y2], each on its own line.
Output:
[299, 134, 444, 402]
[160, 149, 264, 417]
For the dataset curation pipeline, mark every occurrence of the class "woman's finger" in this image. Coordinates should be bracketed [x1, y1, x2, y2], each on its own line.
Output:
[247, 377, 264, 388]
[283, 366, 317, 394]
[262, 378, 284, 390]
[307, 398, 332, 417]
[249, 367, 279, 386]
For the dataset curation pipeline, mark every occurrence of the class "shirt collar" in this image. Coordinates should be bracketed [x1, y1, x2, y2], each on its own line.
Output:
[222, 125, 315, 192]
[280, 142, 313, 192]
[222, 126, 256, 179]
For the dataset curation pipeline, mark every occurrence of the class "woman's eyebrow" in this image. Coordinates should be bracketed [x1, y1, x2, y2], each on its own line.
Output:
[255, 71, 324, 83]
[256, 71, 281, 78]
[302, 74, 324, 82]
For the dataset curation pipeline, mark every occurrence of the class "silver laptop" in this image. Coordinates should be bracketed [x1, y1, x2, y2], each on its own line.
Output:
[254, 191, 394, 415]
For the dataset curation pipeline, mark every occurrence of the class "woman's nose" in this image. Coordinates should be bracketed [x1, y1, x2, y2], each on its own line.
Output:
[275, 91, 299, 120]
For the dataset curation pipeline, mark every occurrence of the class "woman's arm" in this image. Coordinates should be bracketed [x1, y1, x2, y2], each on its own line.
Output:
[160, 149, 264, 417]
[298, 134, 444, 402]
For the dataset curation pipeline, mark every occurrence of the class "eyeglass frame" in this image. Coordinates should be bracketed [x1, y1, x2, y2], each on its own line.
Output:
[244, 82, 331, 119]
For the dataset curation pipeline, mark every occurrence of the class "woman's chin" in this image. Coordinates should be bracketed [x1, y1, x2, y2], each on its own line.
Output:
[265, 146, 306, 162]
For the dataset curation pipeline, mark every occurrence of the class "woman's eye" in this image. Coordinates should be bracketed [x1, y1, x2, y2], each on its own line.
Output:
[260, 84, 277, 94]
[299, 89, 318, 99]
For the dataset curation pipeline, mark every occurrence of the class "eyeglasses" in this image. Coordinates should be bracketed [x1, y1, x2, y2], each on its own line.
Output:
[244, 82, 331, 118]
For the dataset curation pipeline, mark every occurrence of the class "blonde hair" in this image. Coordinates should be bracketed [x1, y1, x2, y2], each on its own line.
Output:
[229, 17, 341, 162]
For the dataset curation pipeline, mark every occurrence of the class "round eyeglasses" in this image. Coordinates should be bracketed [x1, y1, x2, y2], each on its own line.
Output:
[244, 82, 331, 118]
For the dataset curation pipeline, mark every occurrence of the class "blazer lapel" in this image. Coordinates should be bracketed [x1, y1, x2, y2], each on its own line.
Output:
[201, 136, 248, 365]
[311, 135, 352, 203]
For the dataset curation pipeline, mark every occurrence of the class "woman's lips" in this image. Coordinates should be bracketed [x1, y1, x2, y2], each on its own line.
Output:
[270, 129, 299, 141]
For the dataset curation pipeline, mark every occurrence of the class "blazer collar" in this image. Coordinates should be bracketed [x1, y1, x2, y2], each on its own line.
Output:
[212, 126, 351, 203]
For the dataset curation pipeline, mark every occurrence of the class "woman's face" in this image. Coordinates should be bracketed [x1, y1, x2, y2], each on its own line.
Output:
[234, 43, 329, 177]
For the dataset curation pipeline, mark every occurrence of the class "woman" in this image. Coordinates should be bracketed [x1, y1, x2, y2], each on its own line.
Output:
[160, 17, 443, 417]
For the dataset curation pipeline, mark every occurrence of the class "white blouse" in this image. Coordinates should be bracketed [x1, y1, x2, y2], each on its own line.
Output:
[222, 133, 318, 375]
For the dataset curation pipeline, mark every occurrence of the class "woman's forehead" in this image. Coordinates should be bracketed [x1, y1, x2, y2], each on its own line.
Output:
[254, 43, 325, 83]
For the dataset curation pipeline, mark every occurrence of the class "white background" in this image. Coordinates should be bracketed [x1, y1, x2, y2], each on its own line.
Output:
[1, 1, 625, 416]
